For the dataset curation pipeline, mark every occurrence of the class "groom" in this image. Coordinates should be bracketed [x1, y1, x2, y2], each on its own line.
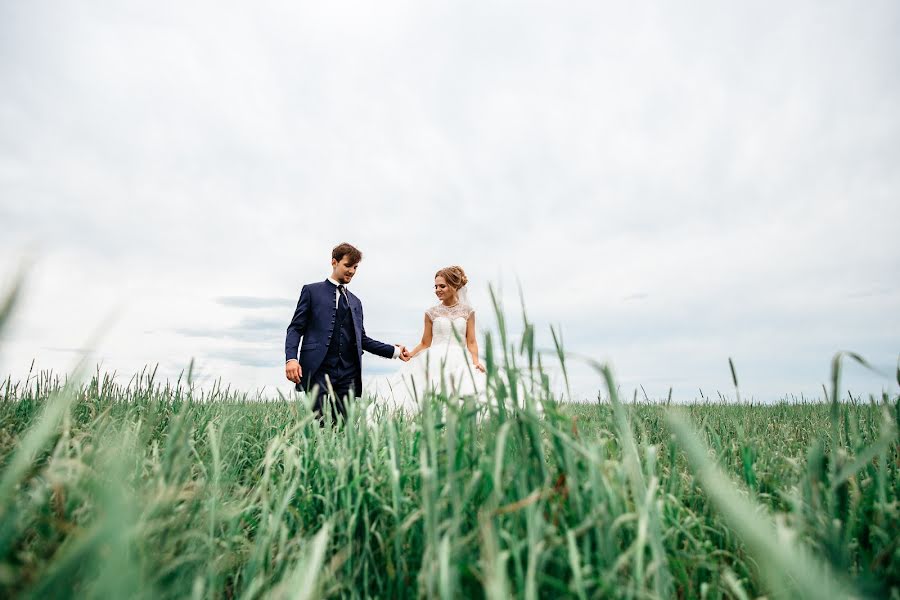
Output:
[285, 242, 410, 424]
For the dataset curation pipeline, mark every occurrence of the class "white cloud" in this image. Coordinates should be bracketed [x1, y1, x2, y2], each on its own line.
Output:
[1, 1, 898, 400]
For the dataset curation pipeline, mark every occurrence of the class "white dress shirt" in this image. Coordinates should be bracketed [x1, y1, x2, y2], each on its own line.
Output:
[326, 277, 345, 308]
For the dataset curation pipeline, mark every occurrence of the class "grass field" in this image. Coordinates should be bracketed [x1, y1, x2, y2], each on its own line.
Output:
[0, 279, 898, 598]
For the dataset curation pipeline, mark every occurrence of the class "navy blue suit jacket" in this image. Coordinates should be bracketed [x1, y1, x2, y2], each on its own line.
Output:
[285, 280, 395, 395]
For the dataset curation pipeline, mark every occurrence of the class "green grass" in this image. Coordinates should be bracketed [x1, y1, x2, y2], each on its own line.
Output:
[0, 278, 898, 598]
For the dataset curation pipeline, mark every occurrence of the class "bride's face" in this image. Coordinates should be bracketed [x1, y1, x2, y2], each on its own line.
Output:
[434, 276, 457, 303]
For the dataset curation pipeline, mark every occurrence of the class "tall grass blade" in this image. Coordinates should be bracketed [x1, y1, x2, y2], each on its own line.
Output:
[667, 413, 858, 599]
[593, 361, 672, 597]
[0, 261, 31, 343]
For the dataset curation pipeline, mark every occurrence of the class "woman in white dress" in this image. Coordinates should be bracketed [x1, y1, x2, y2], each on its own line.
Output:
[368, 266, 486, 414]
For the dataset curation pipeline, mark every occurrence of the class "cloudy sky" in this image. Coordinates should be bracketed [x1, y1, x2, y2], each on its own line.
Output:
[1, 1, 898, 401]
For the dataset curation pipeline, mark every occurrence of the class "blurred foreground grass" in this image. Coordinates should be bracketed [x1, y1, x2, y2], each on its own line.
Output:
[0, 277, 897, 598]
[1, 365, 897, 598]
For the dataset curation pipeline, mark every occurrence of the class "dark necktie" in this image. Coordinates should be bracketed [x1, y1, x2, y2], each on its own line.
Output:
[337, 285, 348, 309]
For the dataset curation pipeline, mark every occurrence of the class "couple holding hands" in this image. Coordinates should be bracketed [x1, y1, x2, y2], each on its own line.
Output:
[284, 243, 485, 423]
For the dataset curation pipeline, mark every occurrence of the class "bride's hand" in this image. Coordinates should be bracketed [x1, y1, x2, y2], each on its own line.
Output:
[475, 362, 486, 373]
[396, 344, 411, 362]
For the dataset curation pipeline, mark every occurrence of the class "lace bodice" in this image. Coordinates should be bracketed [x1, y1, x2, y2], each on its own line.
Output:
[426, 303, 474, 345]
[426, 303, 473, 322]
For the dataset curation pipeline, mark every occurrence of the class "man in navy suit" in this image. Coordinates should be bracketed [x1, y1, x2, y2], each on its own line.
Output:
[285, 242, 410, 424]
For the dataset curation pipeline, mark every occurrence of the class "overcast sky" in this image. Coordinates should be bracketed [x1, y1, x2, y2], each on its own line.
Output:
[1, 1, 898, 401]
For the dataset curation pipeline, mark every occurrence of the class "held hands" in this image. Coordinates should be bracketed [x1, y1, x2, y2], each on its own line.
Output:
[285, 359, 302, 384]
[395, 344, 411, 362]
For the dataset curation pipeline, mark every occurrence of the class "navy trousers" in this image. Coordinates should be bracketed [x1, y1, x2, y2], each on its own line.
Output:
[309, 369, 355, 426]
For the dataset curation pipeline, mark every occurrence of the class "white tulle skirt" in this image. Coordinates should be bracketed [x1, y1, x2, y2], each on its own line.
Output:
[366, 340, 487, 414]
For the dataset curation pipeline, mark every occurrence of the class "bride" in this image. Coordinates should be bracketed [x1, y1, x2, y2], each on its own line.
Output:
[368, 265, 486, 413]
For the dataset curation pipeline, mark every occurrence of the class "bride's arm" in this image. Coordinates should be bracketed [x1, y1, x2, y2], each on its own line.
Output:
[465, 313, 485, 372]
[407, 314, 433, 359]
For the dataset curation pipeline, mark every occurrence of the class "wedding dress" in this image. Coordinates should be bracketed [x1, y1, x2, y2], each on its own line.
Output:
[367, 300, 486, 414]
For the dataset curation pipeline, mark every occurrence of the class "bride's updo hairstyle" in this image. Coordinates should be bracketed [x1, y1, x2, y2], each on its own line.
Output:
[435, 265, 468, 290]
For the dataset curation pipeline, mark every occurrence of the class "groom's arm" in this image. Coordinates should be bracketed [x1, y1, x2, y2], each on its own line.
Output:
[285, 285, 311, 363]
[358, 303, 401, 359]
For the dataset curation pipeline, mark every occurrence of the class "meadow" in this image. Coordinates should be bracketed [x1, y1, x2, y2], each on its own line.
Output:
[0, 282, 898, 598]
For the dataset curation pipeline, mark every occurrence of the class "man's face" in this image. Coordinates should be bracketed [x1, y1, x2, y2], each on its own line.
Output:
[331, 256, 359, 284]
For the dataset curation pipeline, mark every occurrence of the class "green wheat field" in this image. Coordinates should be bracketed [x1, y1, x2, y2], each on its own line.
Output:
[0, 278, 898, 599]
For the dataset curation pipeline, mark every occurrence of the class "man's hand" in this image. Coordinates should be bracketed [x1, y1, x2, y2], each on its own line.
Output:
[396, 344, 411, 362]
[285, 359, 302, 384]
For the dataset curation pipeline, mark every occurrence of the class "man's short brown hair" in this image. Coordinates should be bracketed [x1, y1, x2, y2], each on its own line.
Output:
[332, 242, 363, 264]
